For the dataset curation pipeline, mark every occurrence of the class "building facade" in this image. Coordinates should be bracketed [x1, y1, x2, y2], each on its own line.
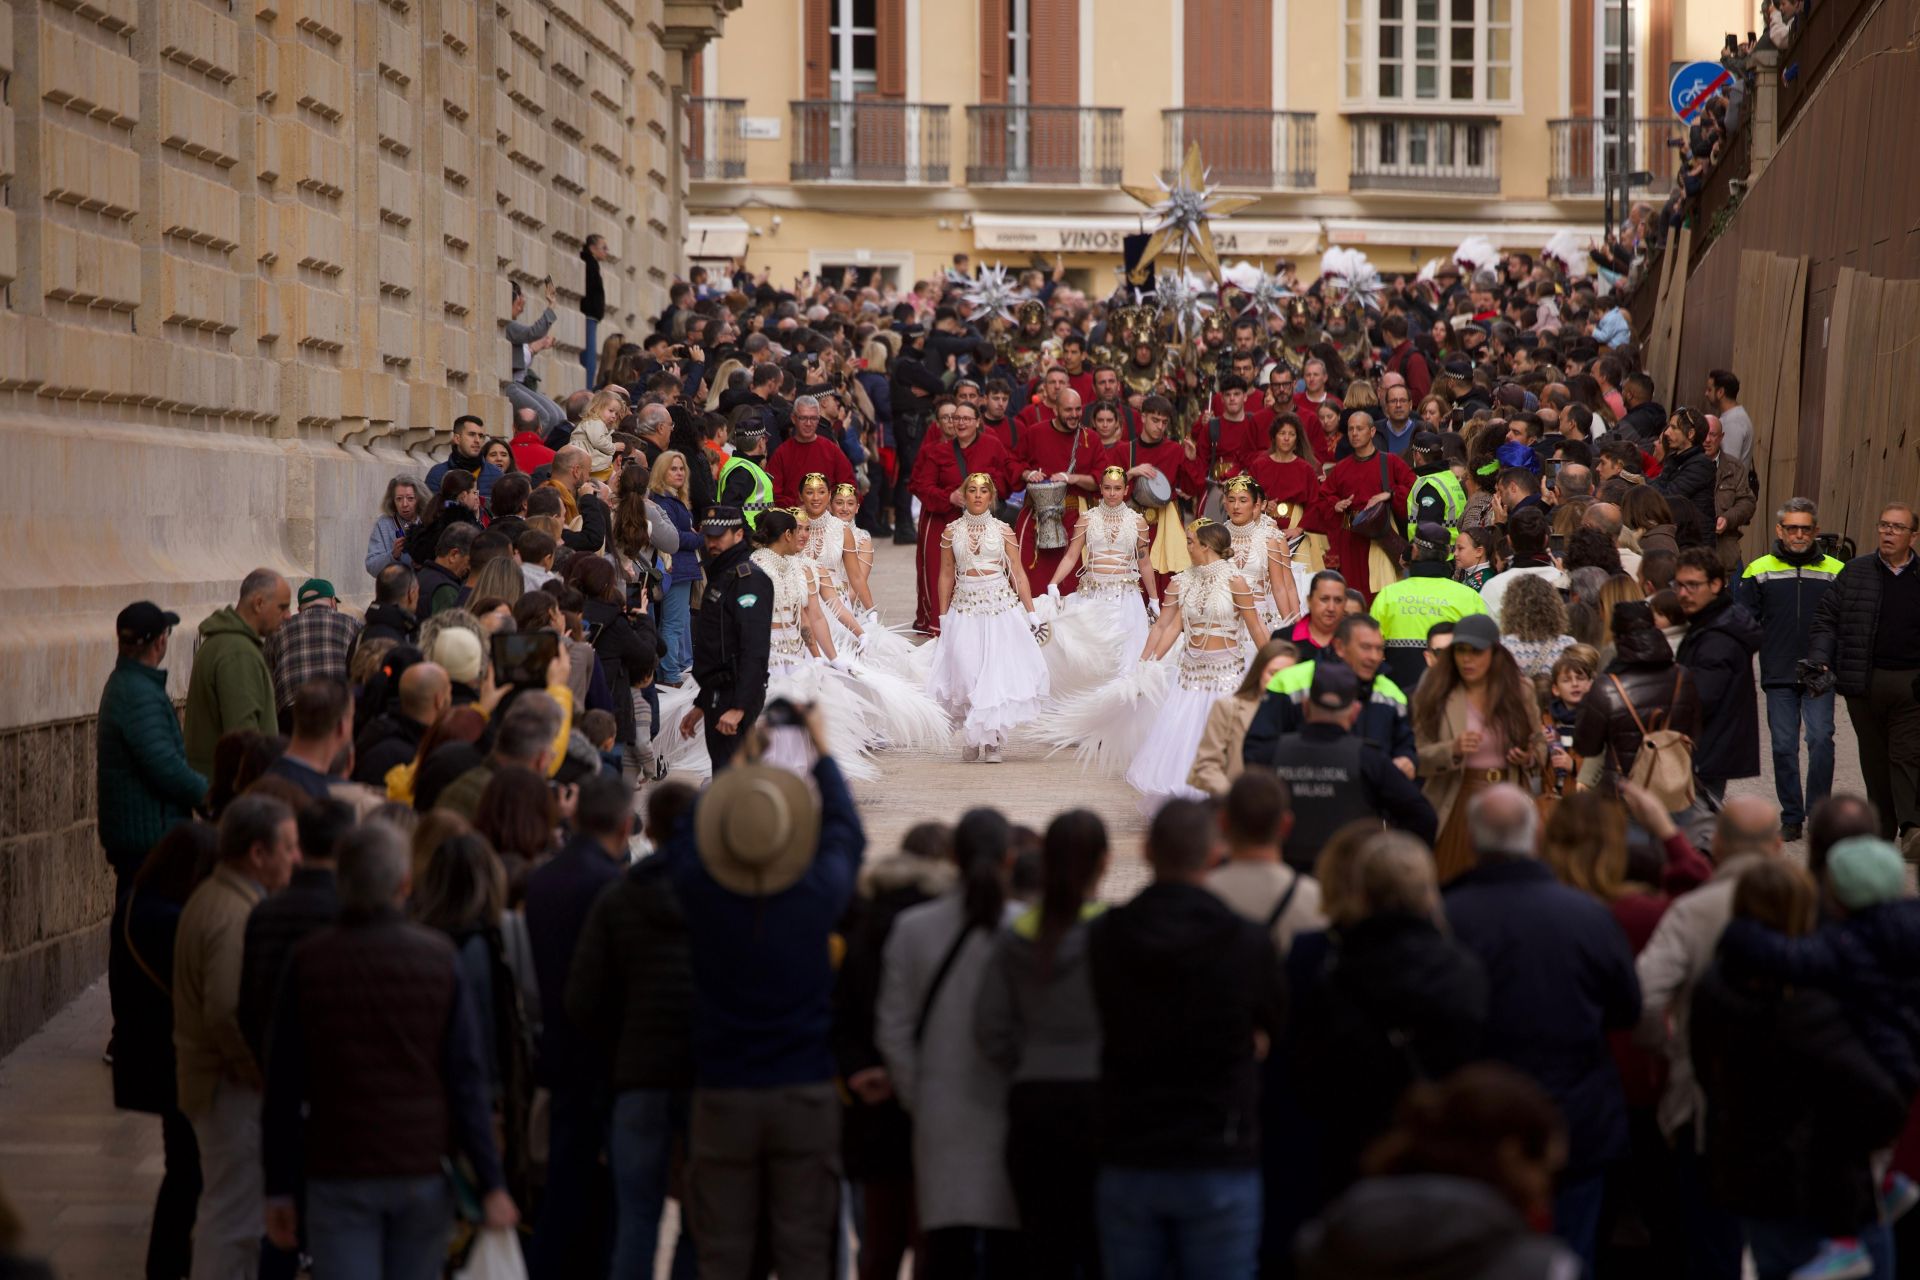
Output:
[688, 0, 1745, 290]
[0, 0, 737, 1053]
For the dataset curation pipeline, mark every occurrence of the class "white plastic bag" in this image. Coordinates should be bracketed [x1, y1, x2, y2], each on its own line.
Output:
[454, 1229, 528, 1280]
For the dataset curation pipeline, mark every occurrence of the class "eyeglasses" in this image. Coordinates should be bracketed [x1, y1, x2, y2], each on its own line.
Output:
[1879, 521, 1917, 533]
[1673, 576, 1712, 592]
[1778, 522, 1816, 534]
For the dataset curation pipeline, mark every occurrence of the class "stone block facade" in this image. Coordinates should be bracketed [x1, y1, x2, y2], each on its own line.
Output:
[0, 0, 738, 1054]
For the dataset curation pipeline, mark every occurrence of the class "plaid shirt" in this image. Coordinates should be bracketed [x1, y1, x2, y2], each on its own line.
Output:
[264, 607, 362, 709]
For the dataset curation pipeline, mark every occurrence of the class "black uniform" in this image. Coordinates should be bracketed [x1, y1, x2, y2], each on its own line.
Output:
[691, 537, 773, 771]
[1265, 722, 1437, 870]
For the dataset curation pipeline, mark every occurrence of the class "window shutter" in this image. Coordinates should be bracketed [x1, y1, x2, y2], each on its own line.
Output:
[804, 0, 830, 101]
[1184, 0, 1271, 108]
[878, 0, 908, 99]
[980, 0, 1009, 104]
[1030, 0, 1078, 105]
[1571, 0, 1593, 116]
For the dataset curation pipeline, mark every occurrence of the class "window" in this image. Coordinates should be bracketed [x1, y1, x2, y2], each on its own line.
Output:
[829, 0, 877, 103]
[1007, 0, 1030, 106]
[1344, 0, 1516, 108]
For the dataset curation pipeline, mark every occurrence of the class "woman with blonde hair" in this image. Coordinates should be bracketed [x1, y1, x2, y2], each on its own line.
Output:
[647, 450, 700, 686]
[367, 474, 430, 577]
[466, 555, 525, 610]
[703, 356, 744, 410]
[1592, 573, 1645, 659]
[592, 330, 625, 389]
[1188, 639, 1299, 797]
[574, 388, 626, 479]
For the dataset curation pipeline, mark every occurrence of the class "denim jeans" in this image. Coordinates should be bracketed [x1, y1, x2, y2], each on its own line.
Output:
[657, 580, 693, 684]
[531, 1084, 611, 1280]
[305, 1174, 455, 1280]
[609, 1089, 696, 1280]
[1552, 1171, 1611, 1275]
[583, 316, 600, 388]
[1742, 1216, 1894, 1279]
[1766, 685, 1836, 826]
[1096, 1165, 1261, 1280]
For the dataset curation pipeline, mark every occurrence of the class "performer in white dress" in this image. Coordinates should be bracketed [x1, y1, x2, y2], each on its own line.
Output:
[798, 474, 918, 678]
[1045, 521, 1270, 810]
[923, 472, 1052, 763]
[828, 482, 877, 613]
[1044, 465, 1157, 671]
[1220, 474, 1307, 645]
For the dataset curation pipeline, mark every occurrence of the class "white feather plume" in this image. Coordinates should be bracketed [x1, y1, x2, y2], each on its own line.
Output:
[1453, 235, 1500, 275]
[1318, 246, 1384, 313]
[1542, 230, 1591, 279]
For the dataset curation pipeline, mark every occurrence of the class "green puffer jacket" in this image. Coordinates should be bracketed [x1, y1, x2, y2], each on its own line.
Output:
[97, 657, 207, 872]
[183, 607, 277, 777]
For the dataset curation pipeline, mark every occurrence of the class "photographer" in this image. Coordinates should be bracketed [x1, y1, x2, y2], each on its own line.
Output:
[566, 554, 659, 784]
[506, 278, 568, 433]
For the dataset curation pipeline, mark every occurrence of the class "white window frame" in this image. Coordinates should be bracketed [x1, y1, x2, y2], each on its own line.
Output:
[1592, 0, 1638, 189]
[1341, 0, 1522, 116]
[1007, 0, 1031, 172]
[828, 0, 879, 172]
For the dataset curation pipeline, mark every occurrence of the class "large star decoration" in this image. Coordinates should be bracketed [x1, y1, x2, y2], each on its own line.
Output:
[956, 263, 1024, 324]
[1122, 142, 1257, 285]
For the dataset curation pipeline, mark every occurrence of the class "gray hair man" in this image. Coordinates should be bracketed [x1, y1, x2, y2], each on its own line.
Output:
[184, 568, 291, 774]
[1444, 782, 1642, 1267]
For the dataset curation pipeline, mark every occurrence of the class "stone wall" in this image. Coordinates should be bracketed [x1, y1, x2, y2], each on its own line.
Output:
[0, 0, 733, 1054]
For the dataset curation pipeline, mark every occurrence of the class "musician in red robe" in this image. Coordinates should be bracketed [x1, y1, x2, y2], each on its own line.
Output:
[979, 379, 1018, 455]
[1193, 373, 1272, 519]
[1012, 389, 1103, 596]
[1318, 409, 1414, 606]
[1058, 335, 1097, 406]
[1246, 412, 1326, 565]
[909, 400, 1017, 634]
[1102, 395, 1204, 601]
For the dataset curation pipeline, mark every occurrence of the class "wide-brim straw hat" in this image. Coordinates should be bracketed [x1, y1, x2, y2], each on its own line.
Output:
[695, 764, 821, 896]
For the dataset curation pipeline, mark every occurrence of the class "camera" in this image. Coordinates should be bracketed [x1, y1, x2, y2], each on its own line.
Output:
[763, 697, 804, 728]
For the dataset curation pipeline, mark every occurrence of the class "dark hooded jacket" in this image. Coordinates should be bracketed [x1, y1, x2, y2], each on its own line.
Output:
[1297, 1175, 1582, 1280]
[564, 854, 693, 1090]
[1675, 591, 1764, 781]
[1089, 881, 1285, 1167]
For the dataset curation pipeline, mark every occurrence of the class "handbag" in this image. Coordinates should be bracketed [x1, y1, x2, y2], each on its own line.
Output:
[1607, 671, 1696, 813]
[1346, 452, 1410, 563]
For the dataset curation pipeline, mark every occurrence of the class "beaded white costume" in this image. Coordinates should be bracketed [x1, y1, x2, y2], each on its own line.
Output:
[748, 547, 880, 777]
[803, 510, 920, 679]
[923, 511, 1052, 751]
[1225, 513, 1310, 642]
[1064, 500, 1155, 663]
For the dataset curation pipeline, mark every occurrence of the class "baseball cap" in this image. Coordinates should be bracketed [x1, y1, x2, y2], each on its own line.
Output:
[1307, 662, 1360, 712]
[1826, 837, 1907, 910]
[116, 601, 180, 645]
[701, 504, 746, 535]
[1450, 614, 1501, 652]
[298, 578, 337, 607]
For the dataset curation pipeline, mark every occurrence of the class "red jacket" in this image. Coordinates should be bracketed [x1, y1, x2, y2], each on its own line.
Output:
[1100, 435, 1201, 500]
[510, 431, 556, 474]
[909, 431, 1017, 515]
[767, 433, 856, 508]
[1385, 342, 1432, 401]
[1192, 415, 1269, 486]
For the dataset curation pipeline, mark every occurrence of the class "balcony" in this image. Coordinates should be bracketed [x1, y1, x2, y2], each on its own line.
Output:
[789, 100, 950, 184]
[1348, 116, 1500, 194]
[687, 97, 745, 181]
[1160, 109, 1317, 189]
[965, 105, 1123, 186]
[1547, 118, 1684, 198]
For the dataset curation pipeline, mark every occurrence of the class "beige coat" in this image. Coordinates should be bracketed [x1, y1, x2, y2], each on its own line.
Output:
[1413, 683, 1547, 834]
[172, 864, 266, 1115]
[1188, 694, 1260, 797]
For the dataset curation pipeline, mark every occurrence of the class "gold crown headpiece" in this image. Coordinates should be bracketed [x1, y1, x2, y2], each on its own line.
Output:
[965, 472, 997, 488]
[832, 482, 858, 498]
[1222, 475, 1259, 494]
[1101, 465, 1127, 482]
[801, 472, 830, 488]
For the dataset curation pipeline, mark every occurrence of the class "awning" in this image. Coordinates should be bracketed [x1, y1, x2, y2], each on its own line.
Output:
[1319, 218, 1606, 251]
[684, 215, 750, 261]
[971, 213, 1321, 259]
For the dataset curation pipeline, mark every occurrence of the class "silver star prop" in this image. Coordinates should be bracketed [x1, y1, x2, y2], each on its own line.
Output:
[1122, 143, 1257, 284]
[957, 263, 1024, 324]
[1319, 247, 1385, 314]
[1245, 272, 1296, 321]
[1151, 272, 1214, 342]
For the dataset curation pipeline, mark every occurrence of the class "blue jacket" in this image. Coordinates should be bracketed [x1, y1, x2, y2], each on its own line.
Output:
[523, 836, 625, 1087]
[652, 494, 701, 587]
[1734, 544, 1844, 688]
[426, 455, 502, 503]
[1719, 902, 1920, 1095]
[365, 514, 412, 578]
[665, 757, 866, 1088]
[97, 658, 208, 873]
[1444, 857, 1641, 1177]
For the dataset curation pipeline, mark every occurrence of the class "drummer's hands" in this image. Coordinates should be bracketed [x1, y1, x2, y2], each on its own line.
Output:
[1334, 496, 1355, 513]
[1024, 469, 1046, 484]
[1047, 471, 1068, 483]
[1364, 491, 1390, 509]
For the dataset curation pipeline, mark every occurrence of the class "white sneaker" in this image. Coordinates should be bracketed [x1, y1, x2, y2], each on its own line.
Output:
[983, 743, 1003, 764]
[962, 744, 979, 763]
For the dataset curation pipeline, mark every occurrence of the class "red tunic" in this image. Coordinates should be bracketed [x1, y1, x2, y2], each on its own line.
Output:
[767, 433, 856, 508]
[1293, 391, 1343, 425]
[1318, 447, 1415, 603]
[1013, 423, 1103, 596]
[1192, 415, 1268, 488]
[1100, 435, 1201, 501]
[907, 431, 1017, 633]
[1010, 400, 1055, 440]
[981, 415, 1020, 459]
[1246, 454, 1323, 531]
[1065, 369, 1097, 407]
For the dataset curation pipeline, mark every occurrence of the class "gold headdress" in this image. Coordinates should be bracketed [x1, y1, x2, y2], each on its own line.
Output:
[1222, 474, 1259, 495]
[1101, 465, 1127, 482]
[964, 471, 998, 491]
[801, 472, 830, 489]
[1190, 516, 1217, 530]
[832, 482, 858, 498]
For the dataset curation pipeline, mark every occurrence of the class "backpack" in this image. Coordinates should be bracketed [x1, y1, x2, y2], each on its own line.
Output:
[1608, 671, 1696, 812]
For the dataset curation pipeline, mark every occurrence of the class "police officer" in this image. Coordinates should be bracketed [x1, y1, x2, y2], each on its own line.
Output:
[1406, 429, 1467, 542]
[717, 420, 776, 530]
[1265, 663, 1437, 871]
[1242, 613, 1418, 775]
[1369, 521, 1489, 694]
[678, 504, 773, 771]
